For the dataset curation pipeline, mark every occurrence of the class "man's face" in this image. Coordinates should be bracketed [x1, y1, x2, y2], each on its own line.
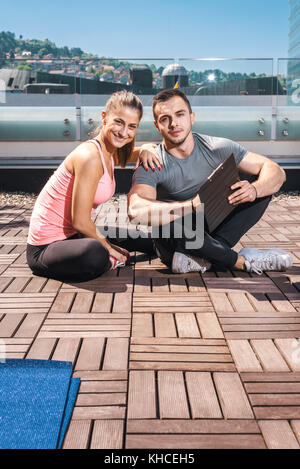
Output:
[153, 96, 195, 146]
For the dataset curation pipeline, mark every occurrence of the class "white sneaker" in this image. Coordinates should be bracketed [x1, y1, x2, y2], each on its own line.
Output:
[172, 252, 212, 274]
[239, 248, 293, 275]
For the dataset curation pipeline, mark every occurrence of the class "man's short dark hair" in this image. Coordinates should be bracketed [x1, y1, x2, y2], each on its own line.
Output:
[152, 89, 192, 120]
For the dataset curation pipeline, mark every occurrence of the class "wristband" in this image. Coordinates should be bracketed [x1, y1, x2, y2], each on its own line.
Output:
[252, 184, 258, 200]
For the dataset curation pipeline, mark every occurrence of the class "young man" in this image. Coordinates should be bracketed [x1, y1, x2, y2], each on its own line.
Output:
[127, 89, 292, 274]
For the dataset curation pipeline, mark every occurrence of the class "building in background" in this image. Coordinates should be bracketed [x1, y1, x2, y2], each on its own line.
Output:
[130, 65, 152, 89]
[161, 63, 189, 88]
[288, 0, 300, 84]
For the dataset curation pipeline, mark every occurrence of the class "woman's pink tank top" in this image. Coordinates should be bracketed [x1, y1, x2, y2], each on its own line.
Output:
[27, 139, 116, 245]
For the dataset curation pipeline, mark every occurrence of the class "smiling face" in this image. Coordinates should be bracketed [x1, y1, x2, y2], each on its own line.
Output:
[101, 105, 140, 150]
[153, 96, 195, 146]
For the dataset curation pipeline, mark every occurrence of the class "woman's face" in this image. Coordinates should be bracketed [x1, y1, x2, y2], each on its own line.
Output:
[101, 106, 140, 149]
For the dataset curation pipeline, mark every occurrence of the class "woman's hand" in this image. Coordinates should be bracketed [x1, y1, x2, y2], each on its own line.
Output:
[107, 243, 129, 264]
[135, 144, 163, 172]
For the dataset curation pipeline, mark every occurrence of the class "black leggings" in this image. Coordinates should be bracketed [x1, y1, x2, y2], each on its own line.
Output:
[26, 233, 154, 282]
[153, 193, 271, 269]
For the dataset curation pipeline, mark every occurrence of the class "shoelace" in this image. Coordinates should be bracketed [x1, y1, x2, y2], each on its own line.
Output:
[109, 255, 126, 270]
[187, 256, 207, 273]
[246, 254, 278, 274]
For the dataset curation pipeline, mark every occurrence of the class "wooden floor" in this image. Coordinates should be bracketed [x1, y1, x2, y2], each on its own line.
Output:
[1, 195, 300, 449]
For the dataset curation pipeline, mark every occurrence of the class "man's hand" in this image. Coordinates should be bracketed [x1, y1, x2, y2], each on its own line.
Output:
[228, 180, 257, 205]
[134, 144, 163, 172]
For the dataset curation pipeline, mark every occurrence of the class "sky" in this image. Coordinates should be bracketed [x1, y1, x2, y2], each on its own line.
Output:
[1, 0, 289, 60]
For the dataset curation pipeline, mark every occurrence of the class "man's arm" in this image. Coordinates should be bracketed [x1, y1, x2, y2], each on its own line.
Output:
[127, 184, 200, 226]
[228, 152, 286, 205]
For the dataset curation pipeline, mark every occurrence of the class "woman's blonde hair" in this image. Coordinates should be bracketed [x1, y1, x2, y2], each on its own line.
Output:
[93, 90, 143, 167]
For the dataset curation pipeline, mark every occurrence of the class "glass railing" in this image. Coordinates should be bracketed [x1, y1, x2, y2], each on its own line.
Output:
[0, 58, 300, 142]
[277, 58, 300, 140]
[177, 58, 274, 140]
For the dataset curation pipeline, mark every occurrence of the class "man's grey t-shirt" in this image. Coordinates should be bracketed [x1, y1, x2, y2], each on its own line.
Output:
[132, 133, 248, 202]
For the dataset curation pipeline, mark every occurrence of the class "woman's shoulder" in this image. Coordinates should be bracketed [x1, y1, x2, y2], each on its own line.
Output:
[74, 139, 101, 158]
[65, 140, 102, 174]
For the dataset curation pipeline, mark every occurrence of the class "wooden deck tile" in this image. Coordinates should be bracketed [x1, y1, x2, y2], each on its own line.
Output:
[154, 313, 177, 338]
[73, 369, 128, 422]
[175, 313, 200, 338]
[3, 199, 300, 449]
[158, 371, 190, 419]
[50, 292, 75, 313]
[133, 292, 214, 313]
[126, 433, 266, 449]
[70, 292, 94, 313]
[91, 293, 113, 312]
[132, 313, 153, 337]
[14, 313, 46, 338]
[274, 338, 300, 371]
[126, 419, 266, 449]
[250, 339, 290, 372]
[186, 372, 222, 418]
[127, 419, 261, 434]
[90, 420, 124, 449]
[0, 292, 55, 314]
[258, 420, 300, 449]
[63, 420, 92, 449]
[26, 338, 56, 359]
[0, 338, 32, 359]
[37, 312, 131, 339]
[129, 338, 235, 371]
[291, 420, 300, 444]
[127, 370, 156, 419]
[102, 338, 129, 370]
[72, 406, 126, 420]
[0, 314, 24, 337]
[213, 372, 254, 419]
[112, 293, 132, 312]
[241, 373, 300, 420]
[23, 277, 47, 293]
[51, 338, 81, 364]
[75, 338, 105, 371]
[196, 312, 224, 338]
[227, 340, 263, 372]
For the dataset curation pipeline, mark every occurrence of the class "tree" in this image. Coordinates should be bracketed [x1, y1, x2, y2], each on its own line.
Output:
[70, 47, 83, 58]
[0, 31, 18, 54]
[60, 46, 71, 58]
[16, 61, 32, 71]
[38, 48, 48, 58]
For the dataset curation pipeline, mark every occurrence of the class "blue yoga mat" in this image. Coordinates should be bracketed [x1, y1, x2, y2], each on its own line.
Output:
[0, 359, 80, 449]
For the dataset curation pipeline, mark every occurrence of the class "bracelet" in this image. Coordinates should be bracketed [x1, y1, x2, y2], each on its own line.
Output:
[252, 184, 258, 200]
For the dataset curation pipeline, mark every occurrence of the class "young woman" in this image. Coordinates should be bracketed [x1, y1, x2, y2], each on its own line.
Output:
[26, 90, 160, 282]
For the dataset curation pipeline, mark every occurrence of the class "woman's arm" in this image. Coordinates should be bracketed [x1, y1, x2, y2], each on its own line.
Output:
[71, 151, 127, 263]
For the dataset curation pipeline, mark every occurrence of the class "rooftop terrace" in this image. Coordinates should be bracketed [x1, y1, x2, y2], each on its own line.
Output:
[1, 195, 300, 449]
